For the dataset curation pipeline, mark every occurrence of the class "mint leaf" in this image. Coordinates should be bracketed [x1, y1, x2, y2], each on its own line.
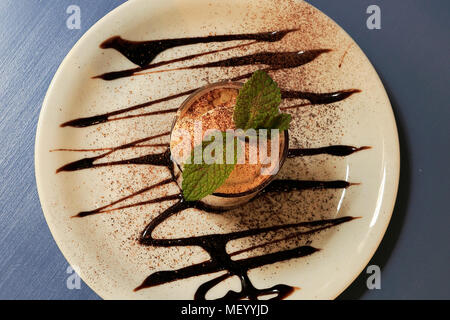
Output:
[182, 133, 238, 201]
[265, 113, 292, 131]
[233, 70, 291, 130]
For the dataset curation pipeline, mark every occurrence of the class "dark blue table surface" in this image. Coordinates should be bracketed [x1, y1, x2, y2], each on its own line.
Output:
[0, 0, 448, 300]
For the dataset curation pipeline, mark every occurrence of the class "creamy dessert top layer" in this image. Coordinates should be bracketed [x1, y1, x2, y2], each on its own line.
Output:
[170, 85, 284, 195]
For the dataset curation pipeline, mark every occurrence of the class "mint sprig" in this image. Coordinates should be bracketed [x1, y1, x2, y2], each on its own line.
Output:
[233, 70, 291, 130]
[182, 134, 238, 201]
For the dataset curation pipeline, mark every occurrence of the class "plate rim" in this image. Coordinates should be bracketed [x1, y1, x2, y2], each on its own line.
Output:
[303, 1, 401, 298]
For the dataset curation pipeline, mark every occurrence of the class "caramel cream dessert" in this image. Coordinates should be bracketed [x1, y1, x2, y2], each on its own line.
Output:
[170, 82, 287, 208]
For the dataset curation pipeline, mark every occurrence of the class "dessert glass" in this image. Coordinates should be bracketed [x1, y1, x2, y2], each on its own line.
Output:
[170, 81, 289, 209]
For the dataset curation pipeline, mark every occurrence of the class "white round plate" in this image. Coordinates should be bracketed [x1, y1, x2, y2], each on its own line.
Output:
[35, 0, 399, 299]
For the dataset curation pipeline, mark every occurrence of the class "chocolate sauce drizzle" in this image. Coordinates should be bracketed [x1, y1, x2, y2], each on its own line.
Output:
[60, 85, 358, 128]
[134, 177, 357, 300]
[55, 132, 171, 173]
[100, 29, 298, 67]
[56, 30, 369, 299]
[137, 207, 355, 300]
[280, 89, 361, 109]
[288, 145, 371, 157]
[61, 30, 361, 128]
[60, 91, 195, 128]
[55, 136, 369, 174]
[73, 177, 176, 218]
[60, 142, 363, 299]
[93, 41, 257, 81]
[131, 49, 331, 77]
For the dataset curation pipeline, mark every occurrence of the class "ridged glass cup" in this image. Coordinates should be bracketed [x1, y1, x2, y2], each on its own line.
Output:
[170, 81, 289, 210]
